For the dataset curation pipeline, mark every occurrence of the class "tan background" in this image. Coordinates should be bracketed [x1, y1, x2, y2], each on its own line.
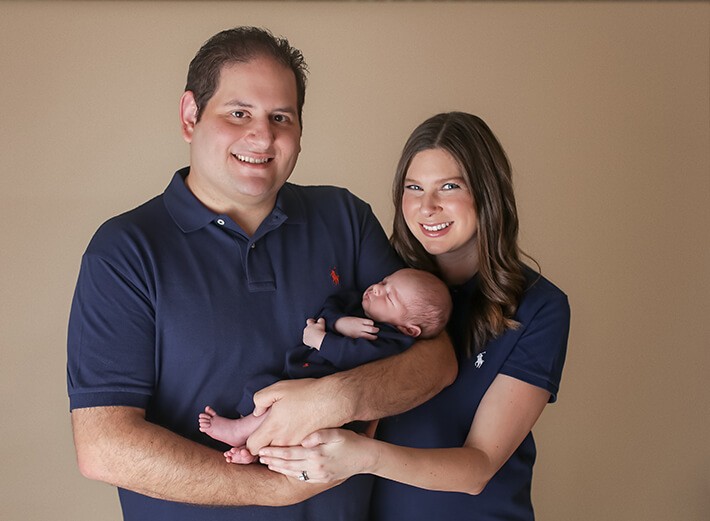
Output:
[1, 1, 708, 520]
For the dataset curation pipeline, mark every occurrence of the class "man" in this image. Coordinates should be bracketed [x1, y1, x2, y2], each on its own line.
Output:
[68, 27, 455, 521]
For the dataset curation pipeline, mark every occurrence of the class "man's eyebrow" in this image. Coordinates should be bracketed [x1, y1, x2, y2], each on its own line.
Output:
[223, 99, 297, 114]
[224, 99, 252, 108]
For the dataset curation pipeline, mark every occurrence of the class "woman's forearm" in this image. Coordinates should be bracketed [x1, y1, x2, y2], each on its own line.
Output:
[259, 429, 494, 496]
[366, 438, 493, 495]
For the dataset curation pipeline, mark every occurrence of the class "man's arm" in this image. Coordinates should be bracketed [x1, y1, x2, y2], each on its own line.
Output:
[247, 332, 457, 453]
[335, 332, 457, 419]
[71, 406, 332, 506]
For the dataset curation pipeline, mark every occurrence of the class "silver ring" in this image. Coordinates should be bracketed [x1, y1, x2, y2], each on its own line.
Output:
[299, 470, 309, 481]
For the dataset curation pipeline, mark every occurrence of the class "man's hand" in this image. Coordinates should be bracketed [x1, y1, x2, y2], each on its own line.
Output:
[247, 332, 457, 459]
[333, 316, 379, 340]
[302, 318, 327, 350]
[247, 378, 349, 455]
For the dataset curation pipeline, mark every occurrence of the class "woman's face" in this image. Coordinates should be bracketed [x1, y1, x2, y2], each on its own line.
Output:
[401, 148, 478, 259]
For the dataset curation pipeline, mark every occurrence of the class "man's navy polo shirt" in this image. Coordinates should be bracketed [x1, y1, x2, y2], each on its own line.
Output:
[67, 168, 403, 520]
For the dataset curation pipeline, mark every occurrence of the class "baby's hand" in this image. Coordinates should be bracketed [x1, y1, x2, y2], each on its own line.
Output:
[334, 316, 379, 340]
[303, 318, 326, 350]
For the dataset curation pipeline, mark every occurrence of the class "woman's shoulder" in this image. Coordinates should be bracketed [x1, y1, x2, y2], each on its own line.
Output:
[519, 266, 569, 317]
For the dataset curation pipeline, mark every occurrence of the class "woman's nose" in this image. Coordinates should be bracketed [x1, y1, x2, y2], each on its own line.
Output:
[419, 193, 440, 216]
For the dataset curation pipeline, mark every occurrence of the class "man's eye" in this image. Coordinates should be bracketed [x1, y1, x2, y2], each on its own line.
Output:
[273, 114, 289, 123]
[231, 111, 246, 118]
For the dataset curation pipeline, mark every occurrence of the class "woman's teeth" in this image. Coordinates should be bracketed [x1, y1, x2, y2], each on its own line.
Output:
[422, 222, 451, 232]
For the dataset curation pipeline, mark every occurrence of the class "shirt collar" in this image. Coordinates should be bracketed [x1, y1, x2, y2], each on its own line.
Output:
[163, 167, 306, 233]
[273, 183, 306, 225]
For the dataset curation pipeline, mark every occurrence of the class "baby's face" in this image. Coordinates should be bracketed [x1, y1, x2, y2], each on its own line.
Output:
[361, 271, 418, 327]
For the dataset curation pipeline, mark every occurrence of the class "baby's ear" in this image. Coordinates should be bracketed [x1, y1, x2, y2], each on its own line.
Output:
[397, 324, 421, 338]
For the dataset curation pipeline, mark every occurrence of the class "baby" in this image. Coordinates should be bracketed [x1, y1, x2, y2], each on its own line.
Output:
[198, 268, 452, 463]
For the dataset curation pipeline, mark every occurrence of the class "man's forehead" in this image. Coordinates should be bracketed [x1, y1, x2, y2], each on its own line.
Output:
[213, 58, 297, 99]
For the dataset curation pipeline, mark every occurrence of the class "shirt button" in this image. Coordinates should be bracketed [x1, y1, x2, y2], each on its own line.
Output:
[251, 243, 256, 249]
[216, 219, 225, 226]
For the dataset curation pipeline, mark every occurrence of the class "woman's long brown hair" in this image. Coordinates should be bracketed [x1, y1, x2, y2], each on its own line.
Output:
[391, 112, 531, 357]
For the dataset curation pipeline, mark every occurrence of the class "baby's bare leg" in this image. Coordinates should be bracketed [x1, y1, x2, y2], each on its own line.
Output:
[198, 406, 266, 447]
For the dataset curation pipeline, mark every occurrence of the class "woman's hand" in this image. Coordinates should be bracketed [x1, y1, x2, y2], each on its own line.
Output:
[257, 428, 376, 484]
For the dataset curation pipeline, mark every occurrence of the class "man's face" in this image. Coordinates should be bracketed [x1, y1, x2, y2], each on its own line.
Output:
[180, 56, 302, 217]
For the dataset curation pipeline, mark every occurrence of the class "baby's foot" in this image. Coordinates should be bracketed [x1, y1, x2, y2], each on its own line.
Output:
[224, 446, 257, 465]
[198, 406, 248, 447]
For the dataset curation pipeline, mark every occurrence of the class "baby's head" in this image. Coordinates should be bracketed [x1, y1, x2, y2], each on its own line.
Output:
[361, 268, 452, 339]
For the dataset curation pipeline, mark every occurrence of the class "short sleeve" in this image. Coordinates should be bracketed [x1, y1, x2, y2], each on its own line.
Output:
[500, 291, 570, 403]
[67, 249, 156, 410]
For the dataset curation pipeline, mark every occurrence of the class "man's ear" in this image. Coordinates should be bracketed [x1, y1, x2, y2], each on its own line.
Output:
[179, 91, 198, 143]
[397, 324, 421, 338]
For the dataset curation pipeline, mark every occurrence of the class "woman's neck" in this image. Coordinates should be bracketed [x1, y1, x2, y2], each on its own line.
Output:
[436, 247, 479, 286]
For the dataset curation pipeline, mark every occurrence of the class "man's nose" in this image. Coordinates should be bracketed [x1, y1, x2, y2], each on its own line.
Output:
[246, 118, 274, 149]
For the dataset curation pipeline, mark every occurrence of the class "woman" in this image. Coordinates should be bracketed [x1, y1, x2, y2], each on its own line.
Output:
[258, 112, 570, 520]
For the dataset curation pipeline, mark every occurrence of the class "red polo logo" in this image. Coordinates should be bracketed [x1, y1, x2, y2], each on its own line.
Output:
[330, 267, 340, 286]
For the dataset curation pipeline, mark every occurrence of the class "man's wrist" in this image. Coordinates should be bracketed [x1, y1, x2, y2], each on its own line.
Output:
[326, 372, 358, 424]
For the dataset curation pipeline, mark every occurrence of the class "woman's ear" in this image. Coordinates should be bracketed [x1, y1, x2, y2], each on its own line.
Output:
[179, 91, 198, 143]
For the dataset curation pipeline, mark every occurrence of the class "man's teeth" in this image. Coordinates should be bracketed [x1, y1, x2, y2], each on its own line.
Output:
[422, 222, 451, 232]
[236, 155, 270, 164]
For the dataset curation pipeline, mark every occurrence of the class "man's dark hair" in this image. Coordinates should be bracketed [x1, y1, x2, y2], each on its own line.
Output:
[185, 26, 308, 126]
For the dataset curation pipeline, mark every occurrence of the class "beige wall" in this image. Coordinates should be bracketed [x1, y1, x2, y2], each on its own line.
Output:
[1, 1, 708, 519]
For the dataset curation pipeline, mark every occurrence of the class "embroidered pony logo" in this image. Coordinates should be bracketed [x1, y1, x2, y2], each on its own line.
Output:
[475, 351, 486, 369]
[330, 267, 340, 286]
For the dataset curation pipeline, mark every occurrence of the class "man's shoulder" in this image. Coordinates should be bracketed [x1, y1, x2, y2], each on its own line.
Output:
[281, 183, 375, 227]
[87, 194, 169, 255]
[284, 183, 366, 207]
[98, 194, 166, 231]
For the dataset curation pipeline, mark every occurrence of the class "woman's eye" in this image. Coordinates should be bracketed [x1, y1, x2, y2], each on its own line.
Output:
[404, 184, 422, 191]
[442, 182, 460, 190]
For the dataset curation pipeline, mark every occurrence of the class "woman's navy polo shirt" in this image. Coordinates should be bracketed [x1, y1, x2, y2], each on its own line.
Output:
[67, 168, 403, 521]
[372, 269, 570, 521]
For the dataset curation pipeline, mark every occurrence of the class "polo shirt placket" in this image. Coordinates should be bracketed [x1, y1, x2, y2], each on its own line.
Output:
[68, 167, 403, 521]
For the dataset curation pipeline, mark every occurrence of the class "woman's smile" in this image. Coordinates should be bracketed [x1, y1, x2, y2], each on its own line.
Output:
[402, 148, 478, 258]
